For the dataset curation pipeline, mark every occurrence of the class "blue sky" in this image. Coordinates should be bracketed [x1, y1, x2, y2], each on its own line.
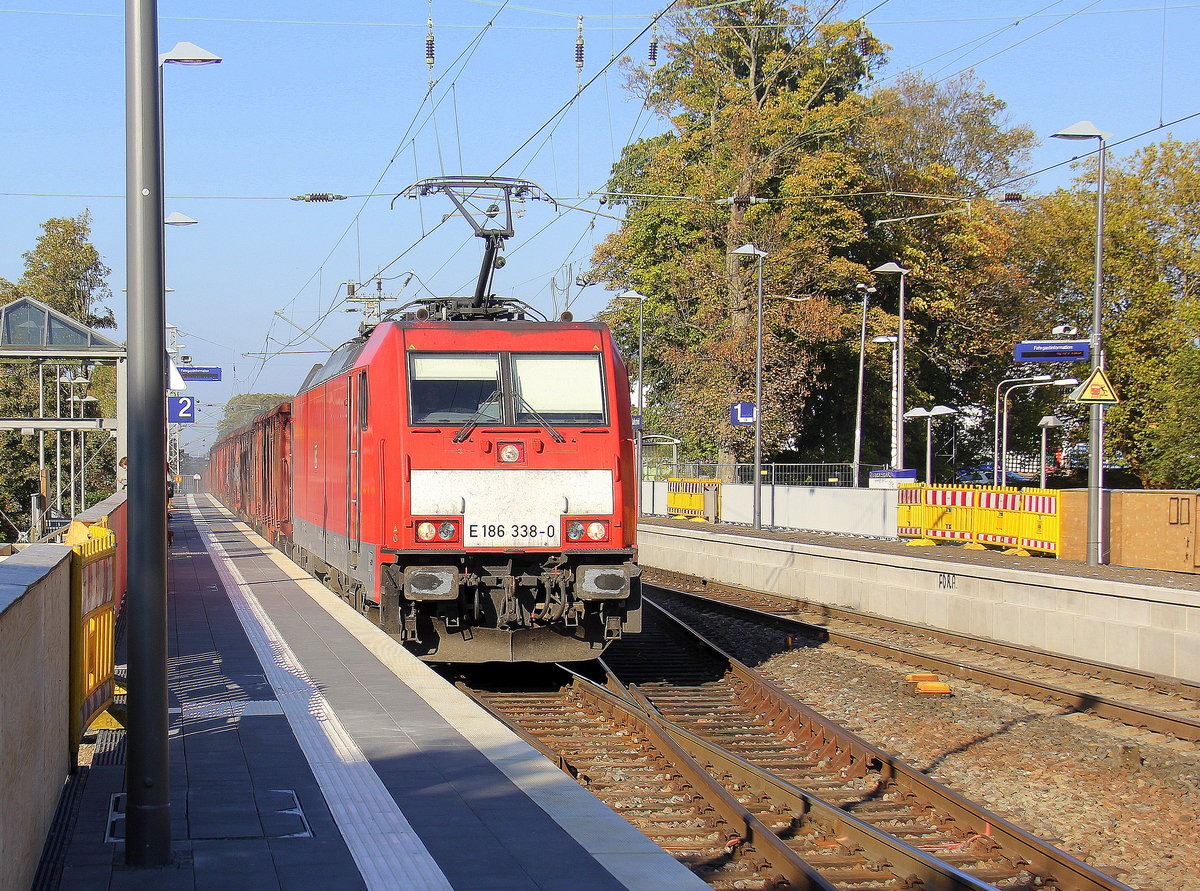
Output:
[1, 1, 1196, 451]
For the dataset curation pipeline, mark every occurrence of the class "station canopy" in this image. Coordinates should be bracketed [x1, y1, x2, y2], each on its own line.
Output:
[0, 296, 124, 358]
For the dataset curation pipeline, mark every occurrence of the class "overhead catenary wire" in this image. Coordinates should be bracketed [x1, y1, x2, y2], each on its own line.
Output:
[243, 3, 517, 389]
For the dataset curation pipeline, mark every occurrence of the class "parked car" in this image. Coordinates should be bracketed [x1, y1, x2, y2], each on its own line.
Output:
[955, 467, 1033, 487]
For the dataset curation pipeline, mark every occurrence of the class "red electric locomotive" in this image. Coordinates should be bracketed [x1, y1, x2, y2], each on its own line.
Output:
[207, 177, 641, 662]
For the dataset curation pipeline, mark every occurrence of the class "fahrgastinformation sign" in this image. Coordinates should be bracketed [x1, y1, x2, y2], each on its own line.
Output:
[178, 365, 222, 381]
[1014, 340, 1091, 362]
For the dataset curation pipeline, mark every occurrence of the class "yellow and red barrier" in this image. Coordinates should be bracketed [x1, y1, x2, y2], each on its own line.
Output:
[897, 484, 1060, 555]
[666, 478, 721, 521]
[64, 519, 117, 762]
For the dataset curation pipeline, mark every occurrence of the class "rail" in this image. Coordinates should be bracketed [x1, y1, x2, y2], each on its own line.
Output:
[646, 572, 1200, 742]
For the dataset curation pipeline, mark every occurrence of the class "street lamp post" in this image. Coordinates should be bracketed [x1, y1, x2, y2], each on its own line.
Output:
[871, 335, 899, 467]
[1052, 120, 1111, 565]
[125, 19, 220, 866]
[1038, 415, 1065, 488]
[732, 244, 767, 529]
[872, 263, 909, 469]
[993, 375, 1050, 484]
[852, 284, 876, 487]
[1000, 378, 1078, 484]
[618, 290, 647, 493]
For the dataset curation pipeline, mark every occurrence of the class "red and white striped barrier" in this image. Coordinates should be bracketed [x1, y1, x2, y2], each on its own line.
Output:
[926, 488, 976, 507]
[979, 490, 1020, 510]
[1023, 493, 1058, 514]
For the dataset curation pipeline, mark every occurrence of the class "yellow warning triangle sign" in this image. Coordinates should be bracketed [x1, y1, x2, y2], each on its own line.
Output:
[1070, 367, 1120, 404]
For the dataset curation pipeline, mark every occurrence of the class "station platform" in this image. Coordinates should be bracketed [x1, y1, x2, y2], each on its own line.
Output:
[637, 517, 1200, 683]
[39, 495, 701, 891]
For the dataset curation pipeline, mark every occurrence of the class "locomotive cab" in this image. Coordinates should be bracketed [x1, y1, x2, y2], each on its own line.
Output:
[378, 324, 641, 662]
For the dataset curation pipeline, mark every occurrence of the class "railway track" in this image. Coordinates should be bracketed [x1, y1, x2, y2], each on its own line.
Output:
[458, 602, 1132, 890]
[646, 569, 1200, 743]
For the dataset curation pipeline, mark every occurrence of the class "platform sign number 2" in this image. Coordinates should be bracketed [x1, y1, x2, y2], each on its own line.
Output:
[168, 395, 197, 424]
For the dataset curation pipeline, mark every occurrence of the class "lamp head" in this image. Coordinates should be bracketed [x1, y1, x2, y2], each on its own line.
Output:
[731, 243, 767, 259]
[871, 261, 909, 275]
[903, 407, 931, 419]
[1039, 415, 1065, 428]
[871, 335, 897, 344]
[164, 212, 198, 226]
[855, 283, 876, 294]
[1051, 120, 1113, 141]
[928, 405, 956, 417]
[160, 41, 222, 66]
[1053, 378, 1079, 387]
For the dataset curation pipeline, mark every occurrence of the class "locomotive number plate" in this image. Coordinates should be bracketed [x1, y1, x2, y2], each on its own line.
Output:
[465, 521, 558, 548]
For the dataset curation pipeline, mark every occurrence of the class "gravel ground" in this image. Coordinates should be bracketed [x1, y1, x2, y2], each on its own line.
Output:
[747, 638, 1200, 891]
[656, 594, 1199, 891]
[639, 519, 1200, 889]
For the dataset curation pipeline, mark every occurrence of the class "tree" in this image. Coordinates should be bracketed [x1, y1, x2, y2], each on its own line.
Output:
[593, 1, 883, 466]
[852, 72, 1039, 464]
[593, 5, 1039, 473]
[217, 394, 291, 438]
[1010, 138, 1200, 486]
[0, 212, 115, 328]
[0, 212, 117, 539]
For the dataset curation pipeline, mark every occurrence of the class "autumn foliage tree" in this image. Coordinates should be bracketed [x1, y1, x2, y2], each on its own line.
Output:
[593, 0, 884, 465]
[592, 2, 1039, 473]
[1010, 138, 1200, 487]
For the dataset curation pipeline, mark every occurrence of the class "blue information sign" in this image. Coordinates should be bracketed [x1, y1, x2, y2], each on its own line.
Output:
[730, 402, 756, 425]
[178, 366, 222, 381]
[168, 395, 197, 424]
[1013, 340, 1090, 362]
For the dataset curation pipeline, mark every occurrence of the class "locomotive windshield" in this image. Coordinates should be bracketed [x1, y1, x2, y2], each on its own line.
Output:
[512, 354, 605, 424]
[410, 354, 502, 423]
[408, 351, 607, 426]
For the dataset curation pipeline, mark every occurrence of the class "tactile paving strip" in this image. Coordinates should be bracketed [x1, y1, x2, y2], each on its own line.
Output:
[193, 499, 452, 891]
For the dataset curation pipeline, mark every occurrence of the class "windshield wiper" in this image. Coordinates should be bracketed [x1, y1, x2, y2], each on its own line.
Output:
[452, 390, 501, 442]
[516, 393, 566, 443]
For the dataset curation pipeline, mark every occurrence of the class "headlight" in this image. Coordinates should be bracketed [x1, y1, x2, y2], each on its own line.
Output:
[437, 522, 457, 540]
[498, 442, 524, 463]
[586, 522, 607, 541]
[416, 522, 437, 541]
[566, 521, 585, 541]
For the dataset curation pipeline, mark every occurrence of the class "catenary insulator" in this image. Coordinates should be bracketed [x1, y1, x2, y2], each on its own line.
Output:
[649, 22, 658, 67]
[426, 18, 435, 68]
[576, 15, 584, 70]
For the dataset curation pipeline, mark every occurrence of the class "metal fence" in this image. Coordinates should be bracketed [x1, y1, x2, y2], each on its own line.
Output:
[643, 462, 890, 488]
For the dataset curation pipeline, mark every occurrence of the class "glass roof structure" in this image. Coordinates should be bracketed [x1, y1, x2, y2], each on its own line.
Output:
[0, 296, 123, 353]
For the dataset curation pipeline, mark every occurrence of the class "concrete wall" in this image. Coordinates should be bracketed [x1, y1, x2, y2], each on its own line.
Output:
[0, 544, 74, 891]
[641, 481, 897, 539]
[638, 522, 1200, 683]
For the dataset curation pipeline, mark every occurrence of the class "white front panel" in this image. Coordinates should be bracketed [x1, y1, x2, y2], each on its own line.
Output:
[410, 469, 614, 547]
